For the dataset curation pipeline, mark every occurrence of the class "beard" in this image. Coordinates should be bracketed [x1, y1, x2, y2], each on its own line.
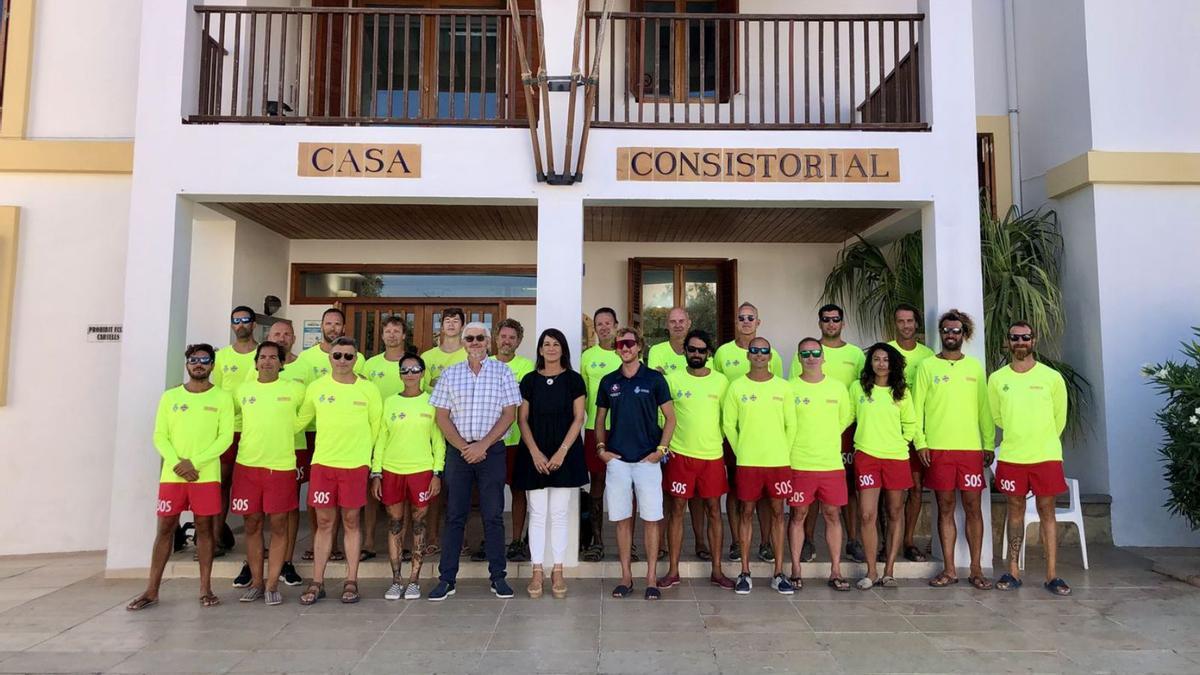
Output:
[686, 357, 707, 369]
[941, 337, 961, 351]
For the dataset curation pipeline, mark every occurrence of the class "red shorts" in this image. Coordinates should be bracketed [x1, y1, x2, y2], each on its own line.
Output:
[381, 470, 435, 508]
[926, 450, 987, 492]
[219, 432, 241, 465]
[663, 454, 728, 499]
[584, 429, 605, 475]
[788, 469, 849, 508]
[995, 460, 1067, 497]
[296, 432, 316, 484]
[231, 465, 299, 515]
[157, 481, 221, 517]
[853, 452, 914, 491]
[734, 465, 792, 502]
[308, 464, 369, 509]
[505, 445, 519, 487]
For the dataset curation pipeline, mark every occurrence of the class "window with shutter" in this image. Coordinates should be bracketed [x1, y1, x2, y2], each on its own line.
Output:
[627, 0, 738, 103]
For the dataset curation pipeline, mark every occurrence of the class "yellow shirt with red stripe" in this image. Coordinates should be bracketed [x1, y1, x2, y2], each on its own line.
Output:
[294, 345, 366, 432]
[372, 392, 447, 475]
[721, 375, 796, 467]
[850, 381, 916, 460]
[714, 341, 783, 381]
[581, 345, 620, 430]
[888, 340, 936, 389]
[987, 362, 1068, 464]
[499, 355, 536, 446]
[211, 345, 257, 432]
[364, 352, 407, 400]
[666, 370, 728, 461]
[799, 342, 865, 389]
[790, 377, 854, 471]
[234, 378, 305, 471]
[296, 376, 383, 469]
[154, 385, 235, 484]
[913, 355, 994, 451]
[420, 345, 467, 392]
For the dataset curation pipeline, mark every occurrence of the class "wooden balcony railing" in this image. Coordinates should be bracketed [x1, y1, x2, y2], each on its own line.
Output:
[583, 11, 927, 130]
[189, 6, 538, 127]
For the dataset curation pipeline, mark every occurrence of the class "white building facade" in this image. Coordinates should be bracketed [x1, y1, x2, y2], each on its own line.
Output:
[0, 0, 1196, 572]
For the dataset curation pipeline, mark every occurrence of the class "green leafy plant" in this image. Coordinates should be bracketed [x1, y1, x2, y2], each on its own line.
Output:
[1143, 330, 1200, 530]
[821, 203, 1091, 433]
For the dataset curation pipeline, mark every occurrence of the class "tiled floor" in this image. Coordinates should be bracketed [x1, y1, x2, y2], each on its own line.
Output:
[2, 546, 1200, 673]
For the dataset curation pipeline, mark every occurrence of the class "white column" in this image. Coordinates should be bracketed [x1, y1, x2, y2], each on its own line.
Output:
[919, 0, 994, 571]
[105, 0, 202, 572]
[536, 195, 584, 566]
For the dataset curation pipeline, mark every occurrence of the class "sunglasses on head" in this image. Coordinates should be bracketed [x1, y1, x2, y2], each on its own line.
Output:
[684, 345, 708, 354]
[748, 346, 771, 355]
[615, 338, 638, 350]
[798, 349, 822, 358]
[819, 316, 843, 323]
[186, 356, 213, 365]
[399, 365, 425, 374]
[941, 327, 963, 335]
[463, 334, 488, 343]
[1008, 334, 1034, 342]
[331, 352, 356, 361]
[231, 316, 254, 325]
[736, 314, 757, 322]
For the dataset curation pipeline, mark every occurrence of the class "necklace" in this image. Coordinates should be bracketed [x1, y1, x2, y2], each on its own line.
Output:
[546, 376, 555, 385]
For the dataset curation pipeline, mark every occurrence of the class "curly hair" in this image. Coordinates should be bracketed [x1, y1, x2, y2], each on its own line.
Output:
[861, 342, 906, 402]
[937, 308, 975, 340]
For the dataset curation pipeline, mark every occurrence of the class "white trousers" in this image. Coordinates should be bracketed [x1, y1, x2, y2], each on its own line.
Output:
[527, 487, 572, 566]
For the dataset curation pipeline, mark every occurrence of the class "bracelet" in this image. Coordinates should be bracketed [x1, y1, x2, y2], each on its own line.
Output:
[596, 442, 607, 450]
[369, 472, 382, 480]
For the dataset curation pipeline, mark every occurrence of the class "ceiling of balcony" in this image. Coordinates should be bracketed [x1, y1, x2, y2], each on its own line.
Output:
[211, 202, 898, 243]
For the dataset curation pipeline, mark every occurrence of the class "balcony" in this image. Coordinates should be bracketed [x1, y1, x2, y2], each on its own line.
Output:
[189, 5, 538, 127]
[583, 10, 926, 130]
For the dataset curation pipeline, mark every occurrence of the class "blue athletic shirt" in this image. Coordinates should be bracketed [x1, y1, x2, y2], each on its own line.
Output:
[596, 364, 672, 463]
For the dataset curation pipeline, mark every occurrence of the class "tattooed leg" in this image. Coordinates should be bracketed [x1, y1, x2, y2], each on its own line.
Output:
[1006, 495, 1026, 579]
[410, 506, 428, 582]
[385, 504, 407, 584]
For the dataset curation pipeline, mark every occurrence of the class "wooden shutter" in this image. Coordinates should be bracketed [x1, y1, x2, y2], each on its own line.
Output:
[717, 258, 737, 344]
[627, 258, 645, 332]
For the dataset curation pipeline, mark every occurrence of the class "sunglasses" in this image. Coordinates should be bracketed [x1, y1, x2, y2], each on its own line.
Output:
[399, 366, 425, 374]
[748, 346, 771, 355]
[331, 352, 356, 361]
[231, 316, 254, 325]
[798, 349, 822, 358]
[819, 316, 843, 323]
[463, 334, 488, 343]
[615, 339, 638, 350]
[1008, 334, 1034, 342]
[941, 327, 963, 335]
[736, 314, 757, 322]
[684, 345, 708, 354]
[186, 356, 213, 365]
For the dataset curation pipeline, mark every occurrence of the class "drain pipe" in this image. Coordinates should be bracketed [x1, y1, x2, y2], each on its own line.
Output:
[1002, 0, 1023, 210]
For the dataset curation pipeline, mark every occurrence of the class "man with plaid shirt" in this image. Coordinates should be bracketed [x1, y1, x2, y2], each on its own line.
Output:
[427, 321, 522, 601]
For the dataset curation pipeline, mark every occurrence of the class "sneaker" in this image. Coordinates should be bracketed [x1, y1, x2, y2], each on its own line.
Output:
[728, 543, 742, 562]
[384, 582, 404, 601]
[233, 562, 252, 588]
[735, 572, 753, 595]
[801, 540, 816, 563]
[506, 540, 528, 562]
[428, 581, 456, 602]
[470, 543, 488, 562]
[279, 562, 303, 587]
[770, 573, 796, 595]
[846, 539, 867, 564]
[491, 579, 515, 599]
[404, 582, 421, 600]
[709, 574, 736, 590]
[656, 573, 681, 589]
[758, 543, 775, 563]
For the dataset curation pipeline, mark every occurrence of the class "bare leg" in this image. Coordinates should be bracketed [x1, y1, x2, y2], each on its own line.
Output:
[616, 518, 634, 586]
[284, 508, 299, 562]
[511, 488, 527, 545]
[385, 503, 407, 584]
[217, 462, 234, 550]
[788, 504, 811, 579]
[244, 513, 265, 589]
[727, 495, 742, 555]
[130, 515, 180, 605]
[265, 513, 288, 593]
[822, 504, 844, 581]
[1036, 495, 1059, 582]
[342, 508, 362, 582]
[688, 497, 707, 555]
[1005, 495, 1026, 581]
[935, 490, 958, 578]
[195, 516, 216, 599]
[363, 490, 381, 556]
[643, 519, 661, 588]
[769, 499, 785, 577]
[882, 490, 905, 578]
[904, 469, 924, 552]
[757, 496, 772, 554]
[803, 501, 819, 543]
[738, 501, 755, 576]
[705, 497, 725, 580]
[311, 508, 337, 584]
[844, 475, 861, 543]
[858, 488, 881, 581]
[667, 497, 686, 578]
[410, 505, 429, 580]
[962, 491, 986, 580]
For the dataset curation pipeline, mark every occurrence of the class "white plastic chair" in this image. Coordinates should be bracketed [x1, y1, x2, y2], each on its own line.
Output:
[994, 455, 1089, 570]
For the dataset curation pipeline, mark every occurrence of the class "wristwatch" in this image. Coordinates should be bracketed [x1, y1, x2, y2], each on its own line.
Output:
[369, 472, 382, 480]
[433, 470, 444, 478]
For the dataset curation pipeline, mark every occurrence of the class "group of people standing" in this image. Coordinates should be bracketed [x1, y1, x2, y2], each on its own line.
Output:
[127, 298, 1072, 611]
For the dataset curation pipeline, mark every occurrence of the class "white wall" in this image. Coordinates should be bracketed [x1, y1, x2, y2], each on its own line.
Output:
[971, 0, 1008, 116]
[26, 0, 142, 139]
[0, 175, 131, 555]
[232, 215, 290, 320]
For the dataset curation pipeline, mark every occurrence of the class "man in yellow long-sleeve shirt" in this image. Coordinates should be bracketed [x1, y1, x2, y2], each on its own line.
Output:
[989, 321, 1071, 596]
[722, 337, 796, 595]
[294, 337, 383, 605]
[212, 305, 259, 554]
[127, 343, 234, 611]
[888, 303, 936, 565]
[915, 310, 994, 590]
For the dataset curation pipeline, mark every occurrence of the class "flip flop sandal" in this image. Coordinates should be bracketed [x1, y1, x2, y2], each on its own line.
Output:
[299, 582, 325, 605]
[125, 596, 158, 611]
[359, 550, 377, 562]
[1044, 577, 1071, 596]
[341, 580, 361, 604]
[582, 544, 604, 562]
[301, 550, 315, 562]
[995, 573, 1023, 591]
[878, 576, 899, 588]
[789, 577, 804, 590]
[423, 543, 442, 557]
[855, 577, 874, 591]
[611, 584, 633, 598]
[239, 587, 264, 603]
[968, 575, 994, 591]
[903, 545, 927, 563]
[265, 590, 283, 606]
[330, 551, 346, 562]
[696, 548, 713, 562]
[827, 577, 851, 592]
[200, 593, 221, 608]
[644, 587, 661, 601]
[402, 549, 413, 562]
[928, 572, 959, 588]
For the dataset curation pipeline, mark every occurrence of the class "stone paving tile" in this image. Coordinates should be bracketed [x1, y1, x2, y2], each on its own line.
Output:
[1059, 647, 1200, 673]
[600, 630, 711, 652]
[713, 650, 839, 674]
[106, 649, 249, 674]
[475, 649, 600, 674]
[598, 649, 719, 674]
[353, 649, 483, 675]
[229, 648, 364, 674]
[0, 650, 135, 673]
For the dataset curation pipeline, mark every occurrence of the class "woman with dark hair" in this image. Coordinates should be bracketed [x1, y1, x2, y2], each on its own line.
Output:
[513, 328, 588, 598]
[849, 343, 916, 590]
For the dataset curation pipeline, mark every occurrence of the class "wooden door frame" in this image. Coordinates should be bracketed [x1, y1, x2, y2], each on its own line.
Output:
[340, 297, 511, 355]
